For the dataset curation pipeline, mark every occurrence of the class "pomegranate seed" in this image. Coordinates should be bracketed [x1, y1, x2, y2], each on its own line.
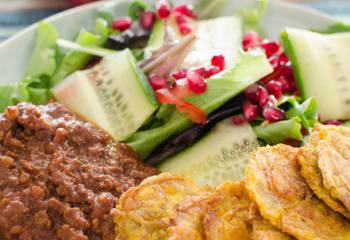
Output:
[277, 77, 291, 93]
[156, 0, 171, 19]
[283, 139, 301, 147]
[262, 107, 284, 122]
[244, 84, 268, 106]
[301, 127, 309, 135]
[280, 64, 293, 78]
[261, 41, 280, 58]
[266, 80, 283, 99]
[187, 72, 207, 94]
[174, 5, 196, 19]
[323, 120, 343, 126]
[139, 11, 156, 30]
[112, 17, 132, 32]
[258, 86, 269, 107]
[207, 66, 221, 77]
[175, 12, 187, 25]
[279, 53, 289, 65]
[243, 101, 258, 122]
[172, 70, 187, 80]
[149, 75, 167, 90]
[211, 55, 225, 71]
[244, 84, 260, 104]
[179, 22, 192, 35]
[232, 115, 246, 125]
[193, 67, 209, 79]
[264, 95, 278, 108]
[242, 31, 263, 51]
[268, 56, 281, 69]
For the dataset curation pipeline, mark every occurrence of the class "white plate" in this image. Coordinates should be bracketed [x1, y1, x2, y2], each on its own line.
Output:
[0, 0, 336, 85]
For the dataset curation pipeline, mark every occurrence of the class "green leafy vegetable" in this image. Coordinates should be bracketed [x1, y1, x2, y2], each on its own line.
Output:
[344, 121, 350, 127]
[24, 21, 59, 81]
[131, 48, 145, 61]
[253, 96, 318, 145]
[128, 0, 148, 20]
[194, 0, 229, 19]
[277, 96, 318, 131]
[312, 22, 350, 34]
[141, 104, 176, 130]
[56, 39, 117, 57]
[239, 0, 268, 34]
[50, 30, 99, 86]
[253, 117, 303, 145]
[95, 18, 110, 43]
[51, 19, 110, 87]
[98, 3, 116, 24]
[285, 97, 318, 130]
[20, 21, 60, 105]
[0, 83, 29, 112]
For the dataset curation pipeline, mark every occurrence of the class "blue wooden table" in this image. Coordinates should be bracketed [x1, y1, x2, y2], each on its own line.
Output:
[0, 0, 349, 42]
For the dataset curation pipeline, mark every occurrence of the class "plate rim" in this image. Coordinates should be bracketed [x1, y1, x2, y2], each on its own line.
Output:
[0, 0, 338, 49]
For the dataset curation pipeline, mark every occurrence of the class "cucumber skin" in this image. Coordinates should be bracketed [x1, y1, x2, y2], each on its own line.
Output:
[281, 31, 307, 100]
[126, 50, 159, 107]
[126, 51, 273, 160]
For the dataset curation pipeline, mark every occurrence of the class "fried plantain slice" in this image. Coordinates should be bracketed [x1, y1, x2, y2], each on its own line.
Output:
[167, 191, 218, 240]
[168, 181, 293, 240]
[246, 144, 350, 240]
[204, 182, 294, 240]
[315, 125, 350, 212]
[111, 173, 201, 240]
[298, 124, 350, 219]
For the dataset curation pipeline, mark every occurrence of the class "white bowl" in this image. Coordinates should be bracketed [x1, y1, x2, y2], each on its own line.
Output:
[0, 0, 336, 84]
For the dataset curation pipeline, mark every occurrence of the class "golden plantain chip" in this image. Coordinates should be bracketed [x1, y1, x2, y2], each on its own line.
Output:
[111, 173, 201, 240]
[298, 124, 350, 219]
[246, 144, 350, 240]
[316, 125, 350, 212]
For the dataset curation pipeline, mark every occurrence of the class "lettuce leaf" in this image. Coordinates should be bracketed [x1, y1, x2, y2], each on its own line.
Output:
[24, 21, 59, 82]
[194, 0, 229, 19]
[128, 0, 148, 20]
[253, 117, 303, 145]
[253, 97, 318, 145]
[50, 19, 110, 87]
[0, 83, 29, 112]
[239, 0, 268, 34]
[21, 21, 59, 105]
[284, 97, 318, 130]
[312, 22, 350, 34]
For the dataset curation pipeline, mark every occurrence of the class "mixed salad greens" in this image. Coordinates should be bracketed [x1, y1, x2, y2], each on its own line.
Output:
[1, 0, 350, 185]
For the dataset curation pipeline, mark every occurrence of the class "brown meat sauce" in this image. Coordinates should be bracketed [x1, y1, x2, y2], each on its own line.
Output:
[0, 103, 158, 240]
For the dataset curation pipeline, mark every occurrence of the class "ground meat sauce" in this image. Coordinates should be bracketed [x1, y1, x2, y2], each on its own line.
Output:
[0, 103, 159, 240]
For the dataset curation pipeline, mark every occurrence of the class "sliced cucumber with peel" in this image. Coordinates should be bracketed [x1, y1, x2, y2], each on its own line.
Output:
[53, 49, 158, 141]
[180, 16, 242, 69]
[282, 28, 350, 121]
[145, 16, 242, 70]
[159, 119, 258, 187]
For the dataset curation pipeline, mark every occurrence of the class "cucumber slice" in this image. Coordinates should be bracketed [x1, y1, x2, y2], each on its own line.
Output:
[145, 16, 242, 69]
[159, 118, 258, 187]
[53, 49, 158, 141]
[126, 50, 273, 159]
[282, 28, 350, 121]
[180, 16, 242, 69]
